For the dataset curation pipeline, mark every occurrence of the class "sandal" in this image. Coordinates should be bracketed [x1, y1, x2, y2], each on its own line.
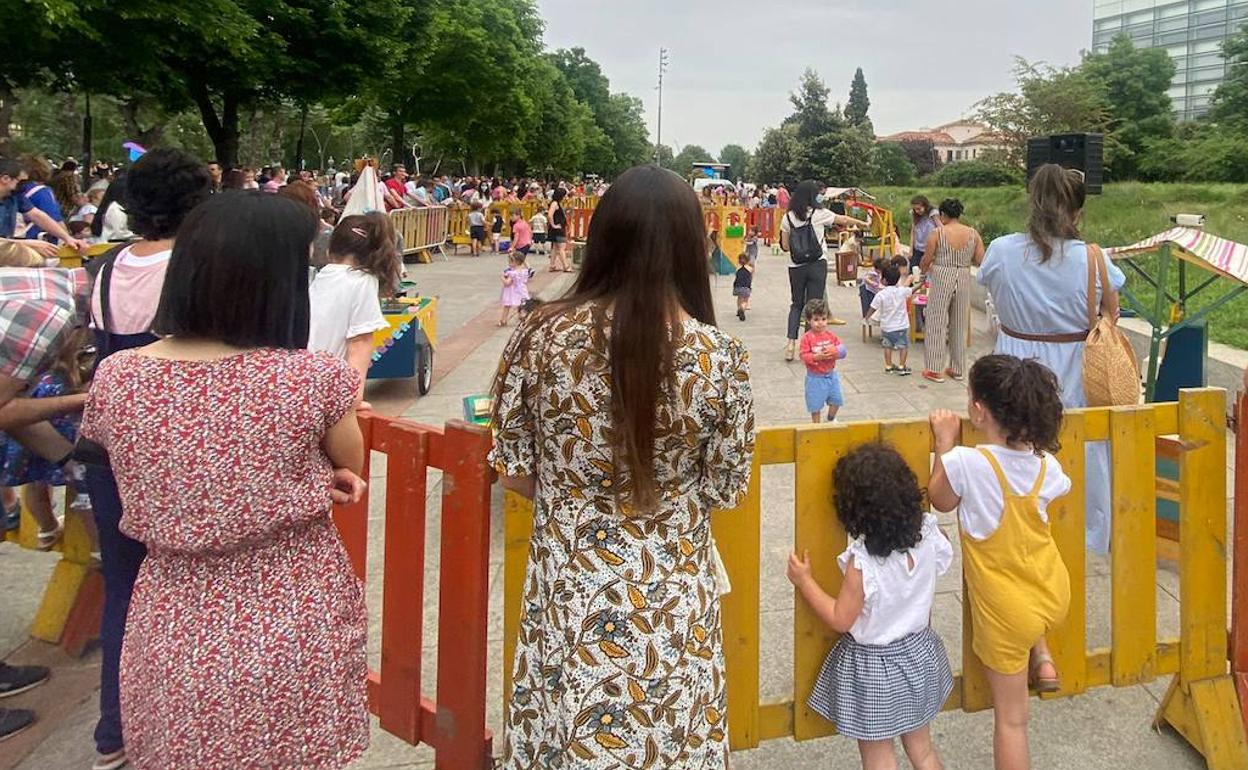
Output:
[93, 748, 128, 770]
[36, 522, 63, 552]
[1029, 652, 1061, 693]
[921, 370, 946, 383]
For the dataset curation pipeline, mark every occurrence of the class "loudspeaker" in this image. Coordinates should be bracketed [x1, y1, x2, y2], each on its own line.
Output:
[1026, 133, 1104, 194]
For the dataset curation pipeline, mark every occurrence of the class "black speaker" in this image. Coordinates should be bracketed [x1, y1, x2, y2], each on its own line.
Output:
[1026, 133, 1104, 194]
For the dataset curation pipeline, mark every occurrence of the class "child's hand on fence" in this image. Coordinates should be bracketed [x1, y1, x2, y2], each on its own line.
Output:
[786, 549, 813, 588]
[330, 468, 367, 505]
[929, 409, 961, 450]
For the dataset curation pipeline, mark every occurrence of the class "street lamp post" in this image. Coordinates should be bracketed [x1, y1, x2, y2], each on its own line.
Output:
[655, 48, 668, 165]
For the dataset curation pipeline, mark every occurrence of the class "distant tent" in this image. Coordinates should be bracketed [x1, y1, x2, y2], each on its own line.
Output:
[710, 244, 735, 275]
[340, 163, 383, 220]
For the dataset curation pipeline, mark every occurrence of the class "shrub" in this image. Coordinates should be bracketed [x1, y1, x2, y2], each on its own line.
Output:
[927, 160, 1023, 188]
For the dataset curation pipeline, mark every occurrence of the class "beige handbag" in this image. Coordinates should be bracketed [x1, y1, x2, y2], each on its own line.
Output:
[1082, 244, 1141, 407]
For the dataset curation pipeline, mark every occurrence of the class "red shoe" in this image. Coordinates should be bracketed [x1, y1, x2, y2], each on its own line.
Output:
[944, 368, 964, 381]
[922, 370, 946, 383]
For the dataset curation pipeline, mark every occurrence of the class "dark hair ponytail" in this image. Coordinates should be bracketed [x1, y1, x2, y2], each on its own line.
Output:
[1027, 164, 1086, 263]
[938, 198, 964, 219]
[328, 212, 402, 294]
[969, 355, 1064, 455]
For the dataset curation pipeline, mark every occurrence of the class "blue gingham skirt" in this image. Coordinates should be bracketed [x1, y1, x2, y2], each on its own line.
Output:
[807, 627, 953, 741]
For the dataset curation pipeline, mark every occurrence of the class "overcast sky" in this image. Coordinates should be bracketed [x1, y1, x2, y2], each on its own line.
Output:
[536, 0, 1095, 155]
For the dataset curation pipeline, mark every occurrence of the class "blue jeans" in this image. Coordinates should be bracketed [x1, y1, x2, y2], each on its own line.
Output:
[88, 465, 145, 755]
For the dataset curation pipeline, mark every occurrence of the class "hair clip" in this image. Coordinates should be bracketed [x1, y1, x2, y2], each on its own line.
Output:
[351, 227, 367, 238]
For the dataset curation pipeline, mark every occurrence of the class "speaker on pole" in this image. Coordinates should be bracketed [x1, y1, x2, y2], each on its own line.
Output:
[1026, 133, 1104, 194]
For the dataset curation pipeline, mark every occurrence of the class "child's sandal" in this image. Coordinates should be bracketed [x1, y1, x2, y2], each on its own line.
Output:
[36, 523, 63, 552]
[1029, 652, 1061, 693]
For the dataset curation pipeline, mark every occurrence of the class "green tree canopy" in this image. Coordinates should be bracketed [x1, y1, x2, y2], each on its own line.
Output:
[749, 125, 798, 185]
[865, 142, 917, 186]
[671, 144, 713, 177]
[717, 144, 751, 180]
[845, 67, 871, 129]
[785, 68, 844, 141]
[1081, 35, 1175, 179]
[1211, 22, 1248, 128]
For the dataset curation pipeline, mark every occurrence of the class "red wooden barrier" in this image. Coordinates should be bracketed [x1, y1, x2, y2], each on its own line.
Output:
[1232, 391, 1248, 736]
[332, 415, 494, 769]
[745, 208, 780, 245]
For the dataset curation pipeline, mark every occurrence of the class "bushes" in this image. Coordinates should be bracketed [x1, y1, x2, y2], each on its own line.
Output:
[927, 160, 1023, 188]
[1139, 129, 1248, 183]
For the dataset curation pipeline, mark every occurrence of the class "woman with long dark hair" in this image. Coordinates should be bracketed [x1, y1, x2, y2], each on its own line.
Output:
[977, 164, 1125, 553]
[546, 186, 572, 272]
[491, 165, 755, 769]
[779, 181, 868, 360]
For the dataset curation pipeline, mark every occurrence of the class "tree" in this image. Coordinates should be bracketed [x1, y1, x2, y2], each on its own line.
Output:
[749, 125, 798, 185]
[975, 58, 1111, 165]
[1211, 23, 1248, 128]
[597, 93, 651, 176]
[845, 67, 871, 130]
[653, 143, 675, 169]
[0, 1, 81, 155]
[1081, 35, 1175, 179]
[671, 144, 712, 177]
[785, 68, 843, 141]
[865, 143, 917, 186]
[897, 138, 940, 176]
[791, 128, 871, 185]
[718, 144, 751, 180]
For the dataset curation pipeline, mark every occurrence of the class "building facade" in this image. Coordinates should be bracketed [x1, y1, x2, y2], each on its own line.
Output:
[1092, 0, 1248, 120]
[876, 121, 1010, 165]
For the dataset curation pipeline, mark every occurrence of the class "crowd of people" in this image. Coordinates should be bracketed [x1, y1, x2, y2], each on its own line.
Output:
[0, 143, 1198, 770]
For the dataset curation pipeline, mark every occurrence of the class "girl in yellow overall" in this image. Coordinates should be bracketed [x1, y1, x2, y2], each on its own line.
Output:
[928, 354, 1072, 770]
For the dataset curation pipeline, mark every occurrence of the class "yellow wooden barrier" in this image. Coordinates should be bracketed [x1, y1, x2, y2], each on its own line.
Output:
[502, 389, 1246, 765]
[388, 206, 450, 263]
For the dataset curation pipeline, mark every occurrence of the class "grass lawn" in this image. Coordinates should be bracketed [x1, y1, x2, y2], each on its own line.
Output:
[871, 183, 1248, 350]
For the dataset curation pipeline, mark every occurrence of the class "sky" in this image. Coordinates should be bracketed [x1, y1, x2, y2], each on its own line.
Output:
[536, 0, 1095, 156]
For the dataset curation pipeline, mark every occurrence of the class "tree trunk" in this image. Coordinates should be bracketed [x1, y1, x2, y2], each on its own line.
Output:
[0, 86, 16, 157]
[189, 80, 241, 167]
[118, 98, 165, 149]
[390, 113, 404, 170]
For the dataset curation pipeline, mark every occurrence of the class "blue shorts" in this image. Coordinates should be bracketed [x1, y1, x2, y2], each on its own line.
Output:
[881, 329, 909, 350]
[805, 371, 844, 413]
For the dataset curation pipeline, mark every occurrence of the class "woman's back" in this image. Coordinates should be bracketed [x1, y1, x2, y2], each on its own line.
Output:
[978, 234, 1119, 335]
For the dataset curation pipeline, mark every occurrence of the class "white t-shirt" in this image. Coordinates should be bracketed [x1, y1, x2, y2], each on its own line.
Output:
[870, 285, 911, 333]
[530, 212, 547, 233]
[941, 445, 1072, 541]
[307, 265, 388, 359]
[779, 208, 837, 268]
[838, 513, 952, 645]
[98, 203, 132, 242]
[70, 203, 98, 223]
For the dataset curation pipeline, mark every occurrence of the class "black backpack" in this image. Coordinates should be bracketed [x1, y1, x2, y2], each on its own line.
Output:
[786, 212, 824, 264]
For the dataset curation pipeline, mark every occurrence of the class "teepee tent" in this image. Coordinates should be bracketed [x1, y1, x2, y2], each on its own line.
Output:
[340, 163, 384, 220]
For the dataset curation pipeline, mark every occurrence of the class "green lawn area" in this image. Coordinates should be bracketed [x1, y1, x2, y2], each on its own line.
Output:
[871, 183, 1248, 350]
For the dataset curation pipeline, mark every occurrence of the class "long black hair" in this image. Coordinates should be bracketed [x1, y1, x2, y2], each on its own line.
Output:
[494, 165, 714, 512]
[91, 172, 126, 240]
[786, 180, 821, 221]
[154, 191, 317, 349]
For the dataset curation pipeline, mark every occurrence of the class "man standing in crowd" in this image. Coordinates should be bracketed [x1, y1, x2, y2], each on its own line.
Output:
[0, 262, 91, 742]
[207, 160, 223, 193]
[262, 165, 287, 193]
[385, 164, 409, 210]
[1, 159, 88, 257]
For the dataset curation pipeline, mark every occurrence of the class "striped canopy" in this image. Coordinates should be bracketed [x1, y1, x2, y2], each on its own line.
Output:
[1107, 226, 1248, 287]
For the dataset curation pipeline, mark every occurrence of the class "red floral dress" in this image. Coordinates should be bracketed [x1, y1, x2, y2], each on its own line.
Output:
[81, 348, 368, 770]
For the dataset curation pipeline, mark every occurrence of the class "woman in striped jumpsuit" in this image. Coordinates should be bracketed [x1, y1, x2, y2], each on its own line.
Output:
[919, 199, 984, 382]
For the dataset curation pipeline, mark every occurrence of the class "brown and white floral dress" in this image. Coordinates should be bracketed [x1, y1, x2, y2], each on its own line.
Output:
[491, 303, 755, 769]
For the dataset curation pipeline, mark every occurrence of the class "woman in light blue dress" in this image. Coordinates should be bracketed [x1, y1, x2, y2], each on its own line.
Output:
[977, 165, 1125, 553]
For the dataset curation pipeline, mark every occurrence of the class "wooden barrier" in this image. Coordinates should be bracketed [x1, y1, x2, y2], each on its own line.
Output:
[503, 390, 1247, 766]
[331, 415, 494, 769]
[389, 206, 451, 263]
[1232, 391, 1248, 739]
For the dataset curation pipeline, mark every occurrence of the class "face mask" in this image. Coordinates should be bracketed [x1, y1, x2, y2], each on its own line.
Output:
[815, 193, 825, 204]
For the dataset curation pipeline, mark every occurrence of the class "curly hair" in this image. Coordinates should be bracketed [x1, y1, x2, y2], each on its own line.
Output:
[969, 354, 1064, 455]
[803, 298, 829, 321]
[123, 147, 212, 240]
[938, 198, 964, 219]
[833, 443, 924, 558]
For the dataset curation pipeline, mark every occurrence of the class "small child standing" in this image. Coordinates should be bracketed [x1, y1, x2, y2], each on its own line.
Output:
[787, 443, 953, 769]
[744, 227, 760, 264]
[799, 299, 846, 423]
[733, 254, 754, 321]
[928, 354, 1072, 770]
[468, 201, 486, 256]
[490, 209, 504, 253]
[864, 262, 913, 375]
[530, 210, 548, 255]
[499, 252, 534, 326]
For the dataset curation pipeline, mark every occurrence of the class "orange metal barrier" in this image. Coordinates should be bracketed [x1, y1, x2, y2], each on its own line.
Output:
[332, 415, 494, 770]
[1233, 390, 1248, 737]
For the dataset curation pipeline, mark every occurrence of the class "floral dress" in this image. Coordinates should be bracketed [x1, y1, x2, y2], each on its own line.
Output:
[80, 348, 369, 770]
[491, 303, 755, 769]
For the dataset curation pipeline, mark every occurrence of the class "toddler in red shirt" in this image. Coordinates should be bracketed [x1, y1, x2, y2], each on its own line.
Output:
[800, 298, 847, 423]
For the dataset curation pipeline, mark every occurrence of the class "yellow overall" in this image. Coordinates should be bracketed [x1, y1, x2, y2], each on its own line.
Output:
[960, 449, 1072, 674]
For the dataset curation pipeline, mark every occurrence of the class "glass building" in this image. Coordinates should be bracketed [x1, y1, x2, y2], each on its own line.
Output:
[1092, 0, 1248, 120]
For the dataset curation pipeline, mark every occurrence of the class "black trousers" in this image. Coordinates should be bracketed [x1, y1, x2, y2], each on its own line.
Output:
[787, 260, 828, 339]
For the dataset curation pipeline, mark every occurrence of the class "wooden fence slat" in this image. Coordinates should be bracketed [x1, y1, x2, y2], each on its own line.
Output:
[792, 422, 876, 740]
[377, 423, 429, 743]
[502, 489, 535, 710]
[957, 417, 992, 712]
[1110, 407, 1158, 686]
[1177, 388, 1229, 683]
[1233, 392, 1248, 739]
[333, 415, 374, 580]
[713, 452, 762, 750]
[1047, 412, 1088, 697]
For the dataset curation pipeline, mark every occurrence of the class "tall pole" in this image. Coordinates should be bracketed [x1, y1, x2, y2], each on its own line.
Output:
[82, 93, 93, 187]
[655, 48, 668, 165]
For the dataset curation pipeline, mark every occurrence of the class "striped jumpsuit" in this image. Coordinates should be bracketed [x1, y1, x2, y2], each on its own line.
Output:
[923, 227, 977, 377]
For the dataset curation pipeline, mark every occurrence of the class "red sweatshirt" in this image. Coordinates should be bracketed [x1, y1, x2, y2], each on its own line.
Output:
[800, 330, 845, 375]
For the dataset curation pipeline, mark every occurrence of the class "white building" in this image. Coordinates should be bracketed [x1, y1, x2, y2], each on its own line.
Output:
[876, 121, 1010, 165]
[1093, 0, 1248, 120]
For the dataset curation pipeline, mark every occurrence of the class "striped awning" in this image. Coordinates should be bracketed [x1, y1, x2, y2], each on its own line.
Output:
[1107, 226, 1248, 287]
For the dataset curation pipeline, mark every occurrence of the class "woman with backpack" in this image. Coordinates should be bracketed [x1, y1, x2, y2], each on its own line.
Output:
[779, 181, 868, 361]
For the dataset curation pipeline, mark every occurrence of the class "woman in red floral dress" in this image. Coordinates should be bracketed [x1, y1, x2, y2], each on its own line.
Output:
[80, 192, 371, 770]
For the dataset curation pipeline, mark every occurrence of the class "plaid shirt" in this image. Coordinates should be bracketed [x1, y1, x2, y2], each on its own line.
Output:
[0, 267, 89, 382]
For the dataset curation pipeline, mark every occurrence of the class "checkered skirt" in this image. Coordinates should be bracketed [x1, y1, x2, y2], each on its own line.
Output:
[807, 627, 953, 741]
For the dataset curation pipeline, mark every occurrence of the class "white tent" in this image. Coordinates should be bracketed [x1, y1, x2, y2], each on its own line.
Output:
[339, 163, 384, 220]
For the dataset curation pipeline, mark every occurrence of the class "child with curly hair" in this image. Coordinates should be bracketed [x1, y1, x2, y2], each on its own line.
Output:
[787, 443, 953, 770]
[928, 354, 1072, 770]
[799, 299, 846, 423]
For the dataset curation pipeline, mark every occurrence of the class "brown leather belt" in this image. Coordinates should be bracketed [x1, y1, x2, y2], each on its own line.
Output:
[998, 325, 1088, 343]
